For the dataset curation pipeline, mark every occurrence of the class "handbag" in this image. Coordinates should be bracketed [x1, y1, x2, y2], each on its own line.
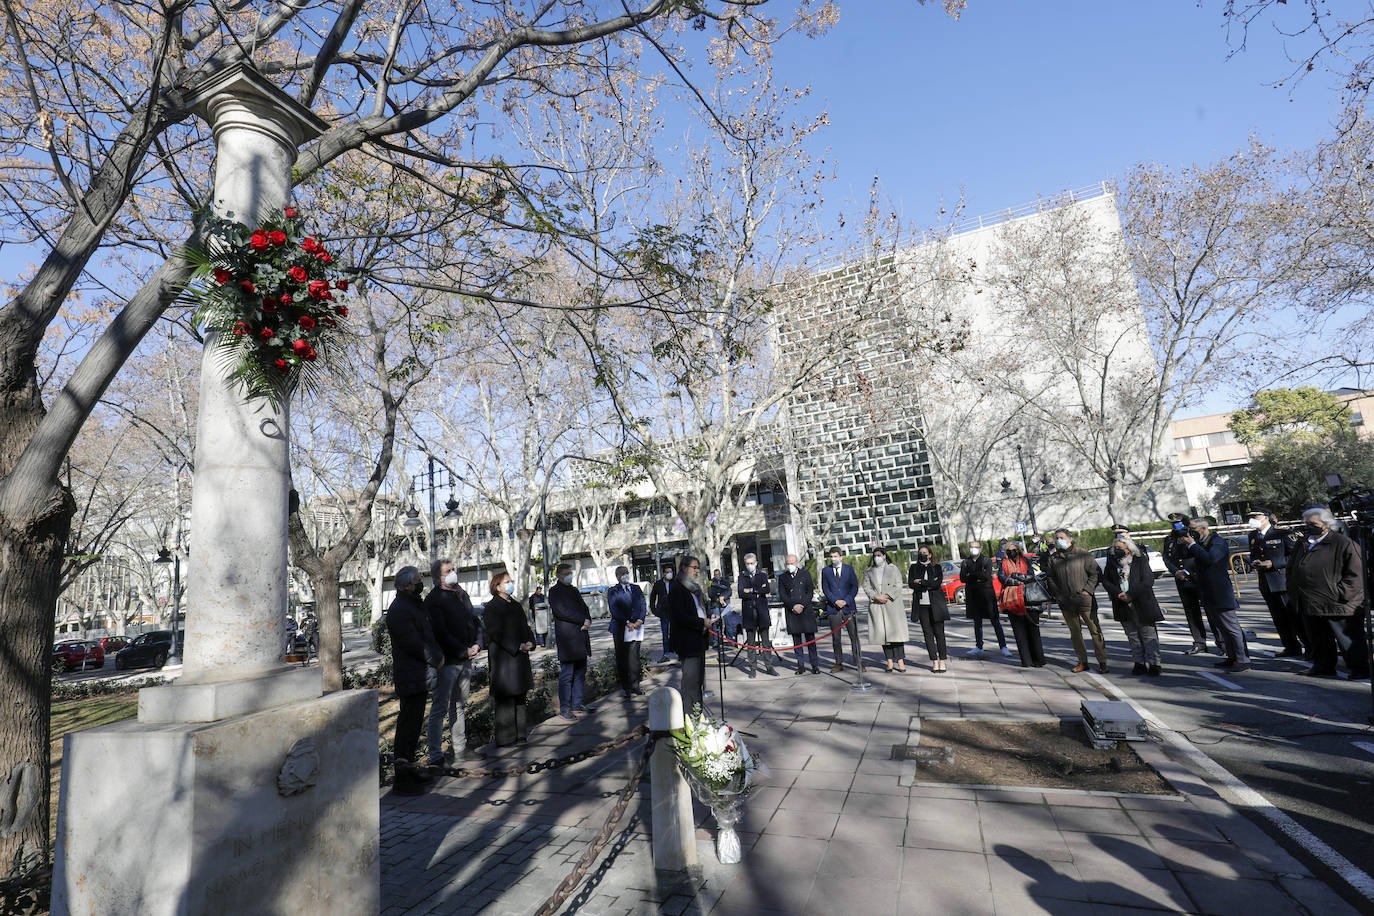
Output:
[1023, 577, 1051, 606]
[998, 584, 1026, 615]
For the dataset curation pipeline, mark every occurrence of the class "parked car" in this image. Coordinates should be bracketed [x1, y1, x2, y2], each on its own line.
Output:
[98, 635, 132, 655]
[53, 640, 104, 671]
[940, 555, 1041, 603]
[114, 630, 179, 670]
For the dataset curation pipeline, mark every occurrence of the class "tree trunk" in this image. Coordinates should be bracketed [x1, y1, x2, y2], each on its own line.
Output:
[0, 483, 73, 877]
[313, 564, 344, 692]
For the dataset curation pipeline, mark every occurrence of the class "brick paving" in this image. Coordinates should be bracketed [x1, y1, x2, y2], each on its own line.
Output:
[379, 612, 1362, 915]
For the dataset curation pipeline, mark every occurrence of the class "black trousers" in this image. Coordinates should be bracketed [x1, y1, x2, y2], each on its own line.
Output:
[679, 653, 706, 714]
[394, 691, 427, 763]
[1175, 583, 1208, 649]
[1260, 586, 1305, 654]
[1307, 613, 1371, 675]
[745, 626, 776, 672]
[881, 643, 906, 661]
[914, 604, 948, 660]
[613, 633, 642, 692]
[1007, 612, 1046, 667]
[826, 611, 863, 664]
[493, 695, 528, 747]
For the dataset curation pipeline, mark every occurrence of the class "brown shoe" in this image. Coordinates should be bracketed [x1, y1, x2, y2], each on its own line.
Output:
[829, 662, 844, 673]
[1072, 663, 1089, 673]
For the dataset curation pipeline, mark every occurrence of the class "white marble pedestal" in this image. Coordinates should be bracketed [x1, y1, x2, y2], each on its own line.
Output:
[53, 689, 380, 915]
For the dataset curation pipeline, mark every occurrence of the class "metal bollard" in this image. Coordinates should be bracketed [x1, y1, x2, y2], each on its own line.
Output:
[649, 686, 698, 870]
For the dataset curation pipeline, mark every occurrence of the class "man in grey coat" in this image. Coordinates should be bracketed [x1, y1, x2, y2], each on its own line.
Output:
[1289, 506, 1370, 680]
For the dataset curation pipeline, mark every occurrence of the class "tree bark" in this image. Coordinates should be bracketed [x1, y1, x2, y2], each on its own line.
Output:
[313, 563, 344, 692]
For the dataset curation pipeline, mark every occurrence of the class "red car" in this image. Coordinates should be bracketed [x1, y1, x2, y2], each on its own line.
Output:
[940, 555, 1039, 603]
[53, 640, 105, 671]
[99, 635, 132, 655]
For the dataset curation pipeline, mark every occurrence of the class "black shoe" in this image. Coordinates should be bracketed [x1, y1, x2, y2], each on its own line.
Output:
[1275, 649, 1303, 658]
[746, 669, 756, 679]
[812, 665, 821, 674]
[1147, 665, 1161, 676]
[1131, 663, 1146, 676]
[1304, 668, 1338, 677]
[574, 703, 595, 712]
[1098, 663, 1110, 674]
[795, 667, 807, 676]
[764, 666, 779, 676]
[1213, 658, 1237, 668]
[1224, 663, 1252, 673]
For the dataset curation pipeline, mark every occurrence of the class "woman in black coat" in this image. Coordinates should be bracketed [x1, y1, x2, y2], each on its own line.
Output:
[1101, 534, 1165, 676]
[778, 554, 820, 675]
[483, 570, 536, 746]
[908, 545, 951, 672]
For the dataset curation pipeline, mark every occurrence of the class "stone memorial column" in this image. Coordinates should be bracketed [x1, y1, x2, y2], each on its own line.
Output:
[54, 65, 380, 916]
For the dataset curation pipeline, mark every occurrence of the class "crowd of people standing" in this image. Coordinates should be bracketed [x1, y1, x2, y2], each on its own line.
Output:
[383, 504, 1370, 792]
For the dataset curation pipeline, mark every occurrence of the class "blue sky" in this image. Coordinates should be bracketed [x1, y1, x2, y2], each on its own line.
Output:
[772, 0, 1345, 225]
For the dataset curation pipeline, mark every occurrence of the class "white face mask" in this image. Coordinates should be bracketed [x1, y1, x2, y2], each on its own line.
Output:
[618, 573, 631, 584]
[504, 580, 515, 595]
[1247, 518, 1265, 530]
[746, 563, 756, 573]
[664, 570, 673, 580]
[443, 571, 459, 587]
[785, 563, 797, 573]
[1056, 538, 1070, 550]
[873, 556, 886, 567]
[968, 546, 981, 557]
[560, 573, 573, 585]
[830, 557, 842, 567]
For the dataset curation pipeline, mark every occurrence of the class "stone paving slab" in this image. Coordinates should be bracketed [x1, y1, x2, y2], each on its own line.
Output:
[379, 619, 1363, 915]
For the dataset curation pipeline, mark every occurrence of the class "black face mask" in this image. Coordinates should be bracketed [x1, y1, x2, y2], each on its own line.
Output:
[1305, 522, 1324, 535]
[918, 555, 930, 564]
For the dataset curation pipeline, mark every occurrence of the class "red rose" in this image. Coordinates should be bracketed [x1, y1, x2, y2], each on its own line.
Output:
[259, 328, 274, 341]
[334, 305, 348, 317]
[249, 231, 269, 250]
[321, 316, 336, 328]
[303, 346, 317, 362]
[268, 230, 287, 246]
[298, 315, 316, 330]
[288, 266, 308, 282]
[292, 339, 310, 355]
[316, 252, 333, 265]
[239, 280, 255, 295]
[213, 268, 233, 285]
[273, 358, 289, 372]
[335, 279, 349, 291]
[307, 280, 329, 299]
[301, 237, 320, 253]
[232, 321, 249, 337]
[262, 299, 277, 313]
[284, 206, 298, 219]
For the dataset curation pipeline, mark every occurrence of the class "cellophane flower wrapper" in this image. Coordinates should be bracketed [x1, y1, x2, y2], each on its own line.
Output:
[671, 711, 770, 863]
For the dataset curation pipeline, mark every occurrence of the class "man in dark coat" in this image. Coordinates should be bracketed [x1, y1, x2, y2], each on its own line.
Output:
[820, 547, 864, 672]
[1247, 508, 1305, 658]
[666, 555, 717, 713]
[1162, 512, 1212, 655]
[1181, 517, 1251, 672]
[424, 559, 481, 765]
[960, 541, 1009, 659]
[1044, 529, 1109, 674]
[778, 553, 820, 675]
[386, 566, 443, 794]
[607, 565, 648, 697]
[549, 563, 592, 718]
[1289, 506, 1370, 680]
[736, 552, 777, 677]
[648, 567, 677, 664]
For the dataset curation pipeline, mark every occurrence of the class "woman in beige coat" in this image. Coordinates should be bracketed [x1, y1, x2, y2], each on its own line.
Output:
[864, 546, 909, 672]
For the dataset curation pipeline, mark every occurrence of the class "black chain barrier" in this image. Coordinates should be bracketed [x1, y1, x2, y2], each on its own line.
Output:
[532, 730, 672, 916]
[442, 724, 650, 779]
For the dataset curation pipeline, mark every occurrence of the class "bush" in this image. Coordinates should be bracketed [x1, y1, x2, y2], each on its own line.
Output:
[370, 618, 390, 655]
[52, 673, 167, 700]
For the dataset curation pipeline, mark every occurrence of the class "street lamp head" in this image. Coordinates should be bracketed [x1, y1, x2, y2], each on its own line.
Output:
[402, 505, 422, 528]
[1040, 473, 1052, 490]
[999, 477, 1013, 496]
[154, 547, 173, 564]
[443, 496, 461, 520]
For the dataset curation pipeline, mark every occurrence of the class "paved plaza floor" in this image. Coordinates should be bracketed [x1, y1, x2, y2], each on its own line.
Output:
[379, 607, 1369, 915]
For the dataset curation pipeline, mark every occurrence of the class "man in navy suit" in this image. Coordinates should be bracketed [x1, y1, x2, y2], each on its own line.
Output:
[737, 552, 778, 677]
[821, 547, 864, 673]
[608, 564, 647, 697]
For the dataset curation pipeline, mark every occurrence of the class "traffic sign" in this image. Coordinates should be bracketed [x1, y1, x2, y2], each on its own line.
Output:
[1015, 521, 1027, 533]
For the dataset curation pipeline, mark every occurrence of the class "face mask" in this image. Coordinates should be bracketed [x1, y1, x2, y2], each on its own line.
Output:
[1056, 538, 1070, 550]
[1247, 518, 1264, 530]
[873, 556, 886, 567]
[968, 547, 981, 556]
[664, 570, 673, 580]
[444, 571, 459, 587]
[1006, 547, 1020, 556]
[918, 554, 930, 564]
[1114, 547, 1127, 557]
[1305, 521, 1323, 535]
[785, 563, 797, 573]
[504, 580, 515, 595]
[560, 573, 573, 585]
[618, 573, 631, 584]
[831, 557, 842, 567]
[746, 563, 756, 573]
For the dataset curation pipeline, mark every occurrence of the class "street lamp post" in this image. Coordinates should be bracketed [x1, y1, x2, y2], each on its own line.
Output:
[404, 454, 463, 574]
[154, 540, 182, 665]
[1000, 444, 1047, 540]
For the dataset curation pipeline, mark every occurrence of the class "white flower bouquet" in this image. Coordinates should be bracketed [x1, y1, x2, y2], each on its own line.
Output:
[671, 710, 769, 863]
